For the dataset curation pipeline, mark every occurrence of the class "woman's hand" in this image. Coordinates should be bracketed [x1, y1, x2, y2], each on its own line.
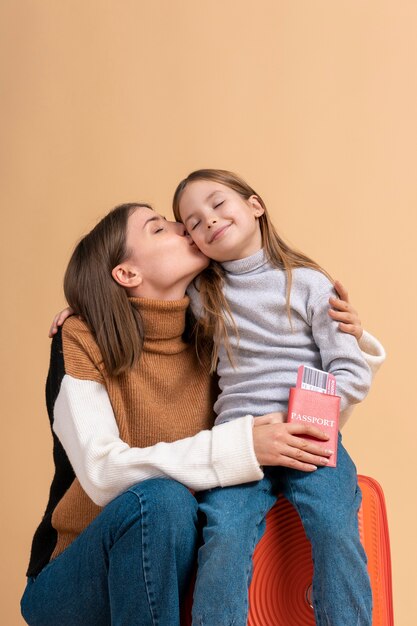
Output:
[328, 280, 363, 340]
[253, 413, 333, 472]
[254, 412, 286, 425]
[48, 307, 74, 338]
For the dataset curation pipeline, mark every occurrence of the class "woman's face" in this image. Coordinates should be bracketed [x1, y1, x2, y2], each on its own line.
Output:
[120, 206, 209, 300]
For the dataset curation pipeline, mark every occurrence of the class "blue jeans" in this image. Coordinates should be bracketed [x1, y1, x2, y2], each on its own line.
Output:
[193, 434, 372, 626]
[21, 479, 199, 626]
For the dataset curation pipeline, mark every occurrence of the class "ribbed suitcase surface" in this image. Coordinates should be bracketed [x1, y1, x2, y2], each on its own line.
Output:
[183, 475, 393, 625]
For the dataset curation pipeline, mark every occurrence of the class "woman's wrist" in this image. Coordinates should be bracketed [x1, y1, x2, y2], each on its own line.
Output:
[211, 416, 264, 486]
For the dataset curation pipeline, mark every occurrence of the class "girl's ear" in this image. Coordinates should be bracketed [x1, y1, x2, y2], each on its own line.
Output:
[249, 195, 265, 217]
[112, 263, 143, 289]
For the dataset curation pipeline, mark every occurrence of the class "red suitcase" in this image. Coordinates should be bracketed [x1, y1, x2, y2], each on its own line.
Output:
[183, 475, 393, 625]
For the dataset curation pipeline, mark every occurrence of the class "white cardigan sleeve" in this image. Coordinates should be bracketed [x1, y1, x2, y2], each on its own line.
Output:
[358, 330, 386, 377]
[53, 375, 263, 507]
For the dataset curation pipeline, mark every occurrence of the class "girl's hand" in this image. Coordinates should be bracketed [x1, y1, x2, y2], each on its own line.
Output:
[48, 307, 74, 338]
[253, 415, 332, 472]
[328, 280, 363, 340]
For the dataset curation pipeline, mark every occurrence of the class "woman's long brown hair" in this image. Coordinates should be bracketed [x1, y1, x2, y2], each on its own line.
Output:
[173, 169, 332, 372]
[64, 203, 152, 377]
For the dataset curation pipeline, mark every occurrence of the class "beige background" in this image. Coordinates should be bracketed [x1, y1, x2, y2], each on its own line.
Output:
[1, 1, 416, 624]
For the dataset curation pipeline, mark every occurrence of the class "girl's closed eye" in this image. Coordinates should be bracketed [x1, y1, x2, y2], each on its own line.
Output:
[190, 220, 201, 231]
[214, 201, 224, 208]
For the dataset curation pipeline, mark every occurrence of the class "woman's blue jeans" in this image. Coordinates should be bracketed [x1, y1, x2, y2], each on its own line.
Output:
[21, 479, 199, 626]
[193, 434, 372, 626]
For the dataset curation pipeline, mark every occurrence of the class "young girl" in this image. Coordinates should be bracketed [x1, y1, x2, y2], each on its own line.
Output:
[173, 169, 382, 626]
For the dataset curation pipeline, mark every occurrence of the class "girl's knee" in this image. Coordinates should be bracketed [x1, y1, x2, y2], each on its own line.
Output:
[308, 509, 361, 547]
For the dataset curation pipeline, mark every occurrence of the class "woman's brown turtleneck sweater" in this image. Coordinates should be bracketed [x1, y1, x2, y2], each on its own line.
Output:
[26, 297, 261, 577]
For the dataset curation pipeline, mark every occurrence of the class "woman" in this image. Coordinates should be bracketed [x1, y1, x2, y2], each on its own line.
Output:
[21, 202, 384, 625]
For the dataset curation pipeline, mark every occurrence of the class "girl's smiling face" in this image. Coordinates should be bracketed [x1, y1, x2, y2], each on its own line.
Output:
[178, 180, 265, 262]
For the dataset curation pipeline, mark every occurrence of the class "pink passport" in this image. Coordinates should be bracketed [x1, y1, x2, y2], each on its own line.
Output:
[287, 366, 340, 467]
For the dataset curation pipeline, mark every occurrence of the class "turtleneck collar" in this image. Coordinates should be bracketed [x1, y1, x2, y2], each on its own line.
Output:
[221, 248, 269, 275]
[128, 296, 190, 354]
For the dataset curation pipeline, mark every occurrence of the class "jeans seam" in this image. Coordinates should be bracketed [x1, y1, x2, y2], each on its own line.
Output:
[243, 484, 276, 620]
[127, 487, 159, 626]
[285, 477, 322, 619]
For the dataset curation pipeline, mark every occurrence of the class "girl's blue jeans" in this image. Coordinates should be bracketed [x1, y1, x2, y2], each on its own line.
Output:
[193, 434, 372, 626]
[21, 478, 199, 626]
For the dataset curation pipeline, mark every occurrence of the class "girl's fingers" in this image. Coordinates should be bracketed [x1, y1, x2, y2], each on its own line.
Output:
[58, 310, 70, 325]
[48, 315, 60, 338]
[48, 307, 74, 338]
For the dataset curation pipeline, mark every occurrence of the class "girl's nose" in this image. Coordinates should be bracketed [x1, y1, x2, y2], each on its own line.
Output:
[207, 217, 218, 229]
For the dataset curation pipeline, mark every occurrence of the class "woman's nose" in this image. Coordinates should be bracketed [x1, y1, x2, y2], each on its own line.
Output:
[176, 222, 188, 237]
[172, 221, 187, 236]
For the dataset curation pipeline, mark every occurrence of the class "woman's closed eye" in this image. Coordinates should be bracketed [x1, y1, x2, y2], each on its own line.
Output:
[153, 216, 167, 233]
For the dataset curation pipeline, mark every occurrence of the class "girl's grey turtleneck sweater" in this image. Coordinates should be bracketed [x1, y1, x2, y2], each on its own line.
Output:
[188, 249, 372, 426]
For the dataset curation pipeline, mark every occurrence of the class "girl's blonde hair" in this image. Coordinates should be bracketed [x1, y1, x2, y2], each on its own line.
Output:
[172, 169, 332, 372]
